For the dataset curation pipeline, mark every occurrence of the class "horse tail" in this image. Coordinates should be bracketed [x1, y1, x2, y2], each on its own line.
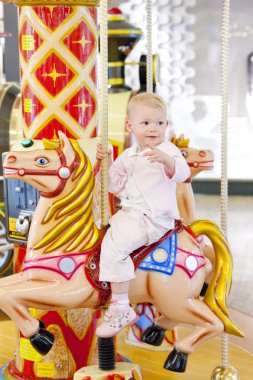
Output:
[189, 220, 244, 338]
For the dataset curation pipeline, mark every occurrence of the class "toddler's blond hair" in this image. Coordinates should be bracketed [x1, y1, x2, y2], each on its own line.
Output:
[127, 92, 167, 119]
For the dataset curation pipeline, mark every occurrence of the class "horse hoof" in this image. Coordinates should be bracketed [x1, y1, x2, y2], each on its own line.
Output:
[39, 319, 45, 329]
[141, 323, 165, 346]
[163, 348, 188, 372]
[200, 282, 208, 297]
[30, 328, 54, 355]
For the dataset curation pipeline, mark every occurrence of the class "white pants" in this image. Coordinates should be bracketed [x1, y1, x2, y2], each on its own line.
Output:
[99, 208, 169, 282]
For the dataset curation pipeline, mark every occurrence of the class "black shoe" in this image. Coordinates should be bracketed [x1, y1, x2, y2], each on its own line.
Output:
[30, 328, 54, 355]
[163, 348, 188, 372]
[141, 323, 165, 346]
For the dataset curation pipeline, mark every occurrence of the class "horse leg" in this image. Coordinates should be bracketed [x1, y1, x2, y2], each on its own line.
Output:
[0, 272, 25, 287]
[175, 299, 224, 352]
[141, 315, 177, 346]
[0, 273, 94, 354]
[162, 298, 224, 372]
[154, 315, 177, 330]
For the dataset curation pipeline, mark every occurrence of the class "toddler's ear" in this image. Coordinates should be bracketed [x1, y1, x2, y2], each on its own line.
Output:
[125, 119, 133, 133]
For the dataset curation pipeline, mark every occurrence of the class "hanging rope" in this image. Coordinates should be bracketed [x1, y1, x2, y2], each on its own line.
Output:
[99, 0, 109, 227]
[146, 0, 153, 93]
[220, 0, 230, 369]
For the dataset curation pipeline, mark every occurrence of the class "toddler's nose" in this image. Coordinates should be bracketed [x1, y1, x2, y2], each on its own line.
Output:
[149, 122, 158, 129]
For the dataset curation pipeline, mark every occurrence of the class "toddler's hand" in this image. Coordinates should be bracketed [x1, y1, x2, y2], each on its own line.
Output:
[143, 145, 168, 164]
[96, 143, 112, 161]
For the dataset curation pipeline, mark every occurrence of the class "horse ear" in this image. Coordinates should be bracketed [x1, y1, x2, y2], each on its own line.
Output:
[170, 134, 176, 144]
[58, 131, 75, 166]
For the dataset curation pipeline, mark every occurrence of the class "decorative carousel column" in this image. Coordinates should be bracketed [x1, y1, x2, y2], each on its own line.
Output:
[18, 1, 99, 139]
[1, 1, 100, 380]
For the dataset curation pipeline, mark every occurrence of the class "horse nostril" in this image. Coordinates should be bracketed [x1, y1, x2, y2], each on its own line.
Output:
[199, 150, 206, 157]
[7, 155, 17, 163]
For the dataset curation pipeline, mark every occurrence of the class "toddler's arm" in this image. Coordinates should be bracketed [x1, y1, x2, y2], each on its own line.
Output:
[144, 143, 190, 183]
[96, 144, 128, 193]
[108, 152, 128, 193]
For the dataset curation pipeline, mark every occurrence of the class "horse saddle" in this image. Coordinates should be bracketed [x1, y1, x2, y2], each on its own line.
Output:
[85, 220, 183, 307]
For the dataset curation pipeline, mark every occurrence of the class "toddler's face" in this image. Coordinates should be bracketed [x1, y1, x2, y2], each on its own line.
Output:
[126, 104, 168, 151]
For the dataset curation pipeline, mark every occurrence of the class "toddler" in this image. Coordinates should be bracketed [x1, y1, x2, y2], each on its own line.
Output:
[96, 92, 190, 338]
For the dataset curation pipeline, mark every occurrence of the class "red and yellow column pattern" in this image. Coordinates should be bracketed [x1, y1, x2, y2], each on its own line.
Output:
[19, 3, 98, 139]
[3, 2, 100, 380]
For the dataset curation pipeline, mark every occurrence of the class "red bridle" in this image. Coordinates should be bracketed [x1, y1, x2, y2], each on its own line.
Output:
[7, 149, 79, 198]
[187, 160, 213, 168]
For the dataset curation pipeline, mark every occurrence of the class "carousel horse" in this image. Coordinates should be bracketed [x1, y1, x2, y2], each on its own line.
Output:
[173, 134, 214, 225]
[174, 134, 216, 284]
[2, 132, 243, 373]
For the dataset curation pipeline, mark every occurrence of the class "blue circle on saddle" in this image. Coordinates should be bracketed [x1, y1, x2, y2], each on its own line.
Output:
[139, 231, 177, 275]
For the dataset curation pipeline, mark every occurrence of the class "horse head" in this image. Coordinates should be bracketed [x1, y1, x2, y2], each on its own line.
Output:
[3, 132, 100, 253]
[3, 131, 84, 197]
[171, 134, 214, 178]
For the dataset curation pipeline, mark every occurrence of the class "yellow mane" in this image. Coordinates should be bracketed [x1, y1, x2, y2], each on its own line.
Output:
[34, 139, 101, 254]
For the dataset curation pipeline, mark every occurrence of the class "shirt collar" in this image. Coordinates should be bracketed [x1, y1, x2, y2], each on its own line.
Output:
[127, 144, 150, 157]
[127, 144, 138, 157]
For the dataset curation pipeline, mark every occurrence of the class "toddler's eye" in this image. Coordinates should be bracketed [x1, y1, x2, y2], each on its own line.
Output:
[142, 121, 149, 126]
[36, 157, 49, 165]
[159, 121, 164, 125]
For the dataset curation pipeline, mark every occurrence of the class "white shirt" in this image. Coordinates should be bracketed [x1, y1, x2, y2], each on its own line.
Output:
[120, 146, 175, 229]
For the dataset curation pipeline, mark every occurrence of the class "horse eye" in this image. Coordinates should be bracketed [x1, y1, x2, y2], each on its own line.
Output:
[181, 150, 188, 158]
[36, 157, 49, 165]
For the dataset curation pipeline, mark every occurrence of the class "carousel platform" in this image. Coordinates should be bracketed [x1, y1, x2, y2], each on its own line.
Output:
[0, 317, 252, 380]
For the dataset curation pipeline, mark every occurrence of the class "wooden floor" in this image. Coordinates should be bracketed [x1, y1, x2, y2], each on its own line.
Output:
[0, 195, 252, 379]
[0, 320, 16, 364]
